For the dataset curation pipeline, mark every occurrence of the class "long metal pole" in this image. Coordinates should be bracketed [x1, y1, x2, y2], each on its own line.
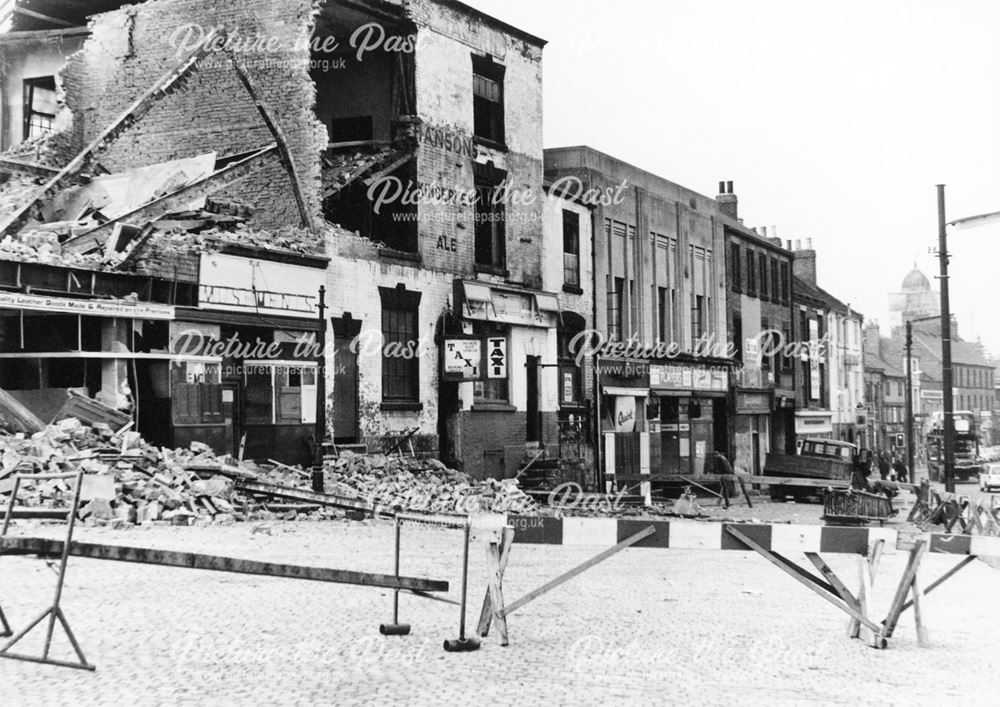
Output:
[905, 320, 914, 480]
[937, 185, 956, 493]
[313, 285, 327, 489]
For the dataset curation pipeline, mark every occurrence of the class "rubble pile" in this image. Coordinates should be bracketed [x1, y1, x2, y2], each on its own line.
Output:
[324, 454, 539, 515]
[0, 419, 243, 527]
[0, 230, 104, 268]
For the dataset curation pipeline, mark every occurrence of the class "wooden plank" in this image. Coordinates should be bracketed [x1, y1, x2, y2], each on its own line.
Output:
[236, 479, 374, 514]
[912, 568, 929, 647]
[899, 555, 976, 613]
[0, 37, 218, 236]
[0, 537, 447, 593]
[499, 525, 656, 619]
[229, 58, 315, 231]
[805, 553, 859, 608]
[881, 540, 927, 638]
[725, 526, 884, 636]
[485, 539, 510, 646]
[849, 539, 883, 639]
[477, 527, 514, 637]
[0, 388, 45, 434]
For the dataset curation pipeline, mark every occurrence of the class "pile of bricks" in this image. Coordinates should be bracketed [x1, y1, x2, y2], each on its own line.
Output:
[0, 419, 247, 527]
[323, 453, 539, 515]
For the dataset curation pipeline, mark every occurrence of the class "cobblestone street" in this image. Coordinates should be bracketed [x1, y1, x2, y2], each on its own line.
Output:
[1, 510, 998, 706]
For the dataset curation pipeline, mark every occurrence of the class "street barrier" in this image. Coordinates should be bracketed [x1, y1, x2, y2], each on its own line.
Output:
[504, 515, 1000, 650]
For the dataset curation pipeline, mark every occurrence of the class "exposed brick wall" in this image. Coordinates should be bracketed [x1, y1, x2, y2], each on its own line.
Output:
[60, 0, 327, 231]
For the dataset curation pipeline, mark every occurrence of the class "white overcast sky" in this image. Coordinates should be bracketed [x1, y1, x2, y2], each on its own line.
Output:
[468, 0, 1000, 352]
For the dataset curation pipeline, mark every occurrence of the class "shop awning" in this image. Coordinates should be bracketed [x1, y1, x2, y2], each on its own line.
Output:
[463, 282, 494, 304]
[535, 292, 561, 313]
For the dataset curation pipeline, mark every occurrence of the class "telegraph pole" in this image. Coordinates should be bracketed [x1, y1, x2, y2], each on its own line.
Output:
[937, 185, 956, 493]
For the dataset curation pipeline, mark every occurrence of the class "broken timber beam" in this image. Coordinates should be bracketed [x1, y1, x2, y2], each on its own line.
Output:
[0, 36, 220, 237]
[228, 56, 316, 232]
[235, 479, 374, 514]
[0, 537, 446, 593]
[63, 144, 280, 254]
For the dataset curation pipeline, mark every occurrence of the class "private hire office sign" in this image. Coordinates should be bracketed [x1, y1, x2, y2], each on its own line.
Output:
[0, 292, 175, 320]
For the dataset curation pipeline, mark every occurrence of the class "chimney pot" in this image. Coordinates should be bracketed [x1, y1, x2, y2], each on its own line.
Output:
[794, 239, 801, 250]
[718, 181, 725, 194]
[785, 240, 793, 250]
[726, 180, 734, 194]
[806, 237, 813, 249]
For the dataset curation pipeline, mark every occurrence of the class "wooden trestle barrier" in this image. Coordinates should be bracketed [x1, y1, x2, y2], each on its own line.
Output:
[0, 496, 450, 671]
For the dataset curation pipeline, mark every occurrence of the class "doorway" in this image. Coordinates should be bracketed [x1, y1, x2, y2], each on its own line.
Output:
[331, 317, 361, 443]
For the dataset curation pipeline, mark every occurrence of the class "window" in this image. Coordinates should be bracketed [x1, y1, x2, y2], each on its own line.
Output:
[474, 164, 506, 272]
[780, 262, 790, 304]
[692, 294, 705, 340]
[761, 319, 771, 371]
[558, 317, 585, 406]
[23, 76, 56, 140]
[173, 362, 223, 425]
[472, 55, 504, 145]
[473, 322, 509, 403]
[758, 253, 769, 301]
[379, 286, 421, 405]
[746, 249, 756, 296]
[732, 315, 743, 362]
[781, 327, 793, 370]
[244, 362, 317, 425]
[609, 276, 624, 339]
[730, 243, 742, 293]
[771, 258, 780, 301]
[658, 286, 669, 343]
[562, 209, 580, 287]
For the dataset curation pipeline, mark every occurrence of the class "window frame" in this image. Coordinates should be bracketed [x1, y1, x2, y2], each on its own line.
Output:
[562, 208, 581, 287]
[471, 54, 506, 147]
[379, 286, 422, 406]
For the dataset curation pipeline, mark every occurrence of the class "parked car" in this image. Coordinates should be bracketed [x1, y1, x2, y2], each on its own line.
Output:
[980, 463, 1000, 493]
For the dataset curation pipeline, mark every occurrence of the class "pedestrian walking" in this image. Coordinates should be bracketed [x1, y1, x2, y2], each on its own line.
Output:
[892, 456, 908, 484]
[878, 452, 890, 480]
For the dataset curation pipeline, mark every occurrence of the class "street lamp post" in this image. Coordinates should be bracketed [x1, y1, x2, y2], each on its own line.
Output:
[936, 184, 1000, 494]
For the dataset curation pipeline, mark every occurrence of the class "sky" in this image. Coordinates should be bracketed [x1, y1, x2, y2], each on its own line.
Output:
[467, 0, 1000, 352]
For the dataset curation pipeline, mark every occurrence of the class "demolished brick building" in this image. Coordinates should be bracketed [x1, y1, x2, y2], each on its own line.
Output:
[0, 0, 594, 477]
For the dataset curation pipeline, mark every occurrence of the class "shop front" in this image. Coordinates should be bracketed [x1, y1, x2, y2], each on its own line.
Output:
[647, 361, 730, 477]
[598, 357, 650, 492]
[734, 389, 773, 475]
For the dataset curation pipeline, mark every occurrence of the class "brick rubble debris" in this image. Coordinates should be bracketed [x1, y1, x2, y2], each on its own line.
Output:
[0, 419, 713, 524]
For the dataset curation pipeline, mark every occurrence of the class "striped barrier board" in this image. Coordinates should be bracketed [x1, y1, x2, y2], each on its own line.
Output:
[506, 516, 1000, 558]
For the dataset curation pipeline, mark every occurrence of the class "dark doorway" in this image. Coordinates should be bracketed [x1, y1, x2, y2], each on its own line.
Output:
[526, 355, 541, 442]
[331, 316, 361, 443]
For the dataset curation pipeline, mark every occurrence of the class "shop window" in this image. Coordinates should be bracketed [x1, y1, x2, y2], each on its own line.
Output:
[730, 243, 742, 293]
[562, 209, 580, 287]
[172, 362, 223, 425]
[23, 76, 56, 140]
[473, 321, 509, 403]
[244, 362, 317, 425]
[472, 55, 505, 146]
[474, 165, 506, 272]
[379, 286, 421, 405]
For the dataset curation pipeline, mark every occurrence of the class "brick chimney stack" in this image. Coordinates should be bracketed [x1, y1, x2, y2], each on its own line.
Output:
[716, 180, 738, 220]
[792, 237, 817, 286]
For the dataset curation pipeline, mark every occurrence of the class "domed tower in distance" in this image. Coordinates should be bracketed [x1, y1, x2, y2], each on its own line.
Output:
[888, 263, 940, 330]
